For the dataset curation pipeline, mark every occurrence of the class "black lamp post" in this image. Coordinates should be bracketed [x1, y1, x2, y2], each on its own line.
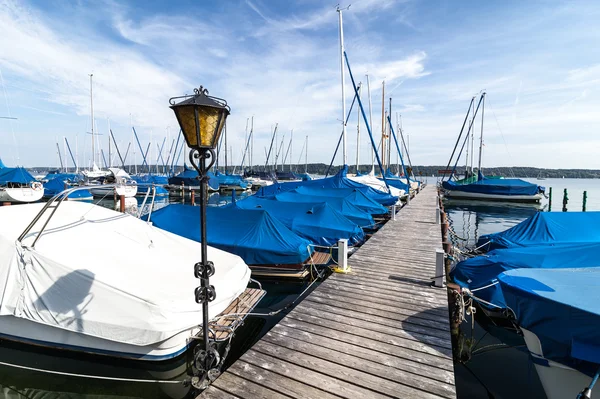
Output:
[169, 86, 230, 382]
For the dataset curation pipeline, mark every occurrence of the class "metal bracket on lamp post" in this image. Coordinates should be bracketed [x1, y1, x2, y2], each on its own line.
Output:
[188, 147, 219, 388]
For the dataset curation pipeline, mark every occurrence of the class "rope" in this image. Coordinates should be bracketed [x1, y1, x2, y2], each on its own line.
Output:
[470, 280, 499, 292]
[0, 360, 184, 384]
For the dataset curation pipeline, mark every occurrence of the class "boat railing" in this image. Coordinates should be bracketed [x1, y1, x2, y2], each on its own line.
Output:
[17, 184, 152, 249]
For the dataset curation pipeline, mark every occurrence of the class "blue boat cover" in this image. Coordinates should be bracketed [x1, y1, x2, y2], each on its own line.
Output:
[270, 191, 375, 228]
[452, 243, 600, 309]
[293, 186, 387, 215]
[498, 267, 600, 369]
[258, 165, 397, 206]
[43, 177, 92, 200]
[214, 171, 249, 189]
[477, 212, 600, 251]
[443, 172, 542, 197]
[168, 166, 219, 191]
[235, 196, 365, 246]
[0, 167, 37, 185]
[147, 204, 312, 265]
[131, 174, 169, 185]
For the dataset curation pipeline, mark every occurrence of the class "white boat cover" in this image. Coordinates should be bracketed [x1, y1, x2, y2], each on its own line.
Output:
[348, 174, 405, 198]
[0, 202, 250, 347]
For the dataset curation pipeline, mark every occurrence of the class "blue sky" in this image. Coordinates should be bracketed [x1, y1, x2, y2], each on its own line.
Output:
[0, 0, 599, 170]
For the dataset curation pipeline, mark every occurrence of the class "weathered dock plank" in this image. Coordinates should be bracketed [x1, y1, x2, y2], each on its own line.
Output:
[198, 185, 456, 398]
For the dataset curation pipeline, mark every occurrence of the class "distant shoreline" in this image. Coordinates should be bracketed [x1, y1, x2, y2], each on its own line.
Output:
[26, 163, 600, 179]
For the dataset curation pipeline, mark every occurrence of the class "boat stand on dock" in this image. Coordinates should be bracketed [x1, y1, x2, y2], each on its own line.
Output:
[198, 185, 456, 399]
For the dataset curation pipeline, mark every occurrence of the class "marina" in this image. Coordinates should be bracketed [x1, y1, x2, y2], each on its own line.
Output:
[1, 1, 600, 398]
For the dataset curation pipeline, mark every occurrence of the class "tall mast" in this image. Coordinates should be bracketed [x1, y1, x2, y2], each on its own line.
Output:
[388, 97, 392, 173]
[305, 135, 308, 173]
[366, 74, 374, 172]
[290, 129, 293, 172]
[89, 74, 94, 168]
[356, 83, 361, 174]
[381, 81, 385, 170]
[337, 6, 347, 166]
[108, 118, 111, 168]
[250, 116, 254, 170]
[244, 118, 249, 170]
[477, 92, 486, 174]
[470, 96, 475, 174]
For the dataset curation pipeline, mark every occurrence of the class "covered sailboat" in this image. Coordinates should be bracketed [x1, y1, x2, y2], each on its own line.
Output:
[0, 162, 44, 203]
[234, 196, 365, 246]
[0, 201, 251, 361]
[442, 172, 544, 202]
[451, 242, 600, 309]
[147, 204, 313, 268]
[476, 211, 600, 251]
[498, 267, 600, 399]
[168, 166, 219, 191]
[258, 166, 398, 206]
[441, 93, 544, 202]
[43, 176, 93, 201]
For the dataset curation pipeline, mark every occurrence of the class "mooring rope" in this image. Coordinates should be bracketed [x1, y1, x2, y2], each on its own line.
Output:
[0, 360, 184, 384]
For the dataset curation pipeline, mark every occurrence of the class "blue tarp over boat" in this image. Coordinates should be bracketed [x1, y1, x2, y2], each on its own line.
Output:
[477, 212, 600, 251]
[214, 171, 248, 189]
[498, 267, 600, 370]
[235, 196, 365, 246]
[293, 186, 388, 215]
[258, 166, 397, 206]
[131, 174, 169, 186]
[452, 243, 600, 309]
[168, 166, 219, 191]
[443, 172, 543, 197]
[0, 167, 37, 185]
[0, 158, 5, 169]
[43, 177, 92, 200]
[147, 204, 312, 265]
[270, 191, 375, 228]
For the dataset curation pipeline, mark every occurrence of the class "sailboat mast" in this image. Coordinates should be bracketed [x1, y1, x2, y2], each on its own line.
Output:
[290, 129, 293, 172]
[337, 7, 347, 166]
[381, 81, 385, 170]
[224, 121, 228, 173]
[305, 135, 308, 173]
[388, 97, 392, 173]
[366, 74, 374, 172]
[470, 96, 475, 174]
[477, 92, 485, 174]
[89, 74, 94, 168]
[251, 116, 254, 170]
[356, 83, 361, 174]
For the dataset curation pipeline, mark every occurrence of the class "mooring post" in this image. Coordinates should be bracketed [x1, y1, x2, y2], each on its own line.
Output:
[337, 238, 348, 272]
[191, 189, 195, 206]
[548, 187, 552, 211]
[562, 188, 568, 212]
[119, 195, 125, 213]
[391, 204, 396, 221]
[434, 248, 445, 288]
[2, 202, 11, 206]
[583, 191, 587, 212]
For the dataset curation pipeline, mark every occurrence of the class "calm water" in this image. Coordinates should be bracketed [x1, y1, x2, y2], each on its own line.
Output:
[443, 178, 600, 399]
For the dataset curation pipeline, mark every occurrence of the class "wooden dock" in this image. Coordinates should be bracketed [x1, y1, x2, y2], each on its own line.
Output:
[199, 185, 456, 399]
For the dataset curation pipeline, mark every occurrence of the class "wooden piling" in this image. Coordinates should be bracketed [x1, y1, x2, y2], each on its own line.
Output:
[191, 189, 195, 206]
[119, 195, 125, 213]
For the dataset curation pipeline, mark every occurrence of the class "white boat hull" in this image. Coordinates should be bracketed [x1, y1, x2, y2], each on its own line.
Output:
[0, 187, 44, 203]
[522, 328, 599, 399]
[443, 189, 542, 202]
[0, 314, 199, 361]
[89, 185, 138, 198]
